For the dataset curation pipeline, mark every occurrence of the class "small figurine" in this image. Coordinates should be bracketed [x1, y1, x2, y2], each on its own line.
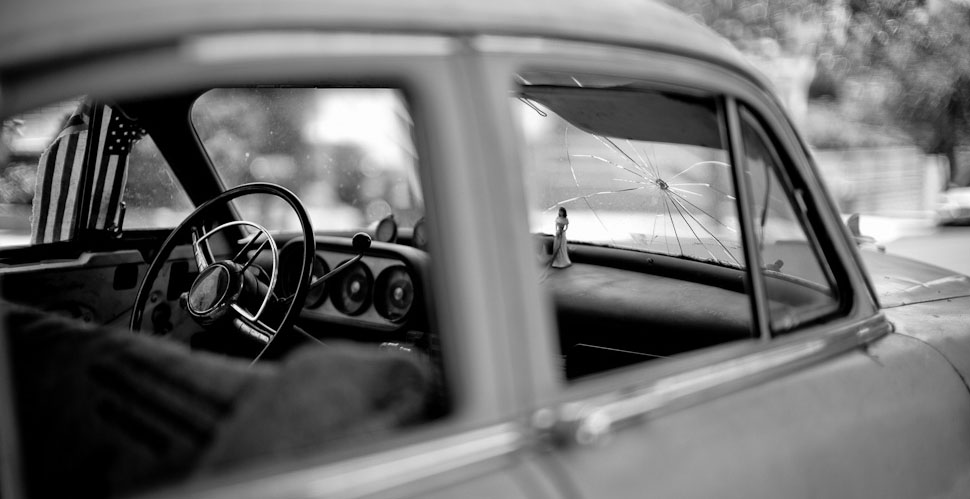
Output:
[551, 207, 572, 268]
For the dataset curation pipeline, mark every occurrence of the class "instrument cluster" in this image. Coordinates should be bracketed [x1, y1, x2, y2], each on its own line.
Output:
[278, 240, 419, 331]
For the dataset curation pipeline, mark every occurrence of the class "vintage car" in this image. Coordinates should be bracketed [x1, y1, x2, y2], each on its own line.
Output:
[3, 0, 970, 498]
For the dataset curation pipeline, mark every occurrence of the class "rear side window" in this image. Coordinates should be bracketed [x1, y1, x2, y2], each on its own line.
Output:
[0, 99, 192, 246]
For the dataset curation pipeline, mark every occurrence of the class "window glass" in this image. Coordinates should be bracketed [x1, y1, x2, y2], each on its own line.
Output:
[516, 76, 742, 266]
[0, 100, 79, 247]
[0, 99, 192, 246]
[124, 136, 194, 229]
[740, 109, 839, 332]
[191, 88, 423, 234]
[515, 72, 753, 380]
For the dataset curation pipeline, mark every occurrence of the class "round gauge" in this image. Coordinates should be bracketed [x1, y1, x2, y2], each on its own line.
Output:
[330, 261, 373, 316]
[374, 266, 415, 322]
[412, 217, 428, 250]
[278, 243, 329, 308]
[375, 214, 398, 243]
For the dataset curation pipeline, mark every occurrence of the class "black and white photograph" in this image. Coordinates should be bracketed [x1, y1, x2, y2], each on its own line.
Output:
[2, 0, 970, 497]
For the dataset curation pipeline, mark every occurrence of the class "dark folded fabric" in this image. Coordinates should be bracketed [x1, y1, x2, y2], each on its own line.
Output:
[198, 343, 433, 473]
[6, 306, 432, 498]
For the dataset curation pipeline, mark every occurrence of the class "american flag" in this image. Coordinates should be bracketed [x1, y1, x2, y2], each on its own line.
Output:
[30, 101, 144, 244]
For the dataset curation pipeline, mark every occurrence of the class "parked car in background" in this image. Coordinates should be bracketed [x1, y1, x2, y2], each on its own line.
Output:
[3, 0, 970, 498]
[936, 185, 970, 225]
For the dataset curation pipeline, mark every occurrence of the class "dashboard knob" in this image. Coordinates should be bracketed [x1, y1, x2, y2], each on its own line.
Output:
[352, 232, 372, 252]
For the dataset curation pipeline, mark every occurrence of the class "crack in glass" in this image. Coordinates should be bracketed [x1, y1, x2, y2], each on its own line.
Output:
[520, 95, 744, 268]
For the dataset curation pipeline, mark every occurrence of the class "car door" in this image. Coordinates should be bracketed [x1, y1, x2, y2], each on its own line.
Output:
[472, 38, 970, 498]
[0, 102, 197, 327]
[0, 31, 560, 499]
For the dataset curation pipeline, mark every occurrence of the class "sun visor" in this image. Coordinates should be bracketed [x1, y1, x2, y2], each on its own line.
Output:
[520, 86, 722, 149]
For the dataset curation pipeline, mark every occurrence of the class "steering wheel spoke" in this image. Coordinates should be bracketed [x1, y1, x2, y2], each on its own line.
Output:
[233, 230, 268, 264]
[228, 306, 276, 344]
[191, 226, 215, 271]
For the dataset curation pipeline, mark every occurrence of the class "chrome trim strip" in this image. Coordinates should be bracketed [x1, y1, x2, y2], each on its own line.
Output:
[164, 423, 524, 499]
[549, 315, 890, 445]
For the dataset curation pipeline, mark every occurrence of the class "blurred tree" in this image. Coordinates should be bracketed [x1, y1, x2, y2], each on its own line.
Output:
[666, 0, 970, 183]
[668, 0, 845, 57]
[844, 0, 970, 184]
[664, 0, 851, 125]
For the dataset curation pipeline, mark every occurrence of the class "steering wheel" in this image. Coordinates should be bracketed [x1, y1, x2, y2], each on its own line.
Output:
[130, 183, 314, 357]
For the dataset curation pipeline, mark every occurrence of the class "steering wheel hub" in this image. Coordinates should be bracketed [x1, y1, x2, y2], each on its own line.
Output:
[186, 262, 240, 323]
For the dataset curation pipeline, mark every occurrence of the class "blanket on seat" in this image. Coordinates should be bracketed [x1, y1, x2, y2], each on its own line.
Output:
[6, 306, 432, 498]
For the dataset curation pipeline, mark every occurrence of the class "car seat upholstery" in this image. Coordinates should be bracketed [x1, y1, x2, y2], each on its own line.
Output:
[5, 305, 432, 498]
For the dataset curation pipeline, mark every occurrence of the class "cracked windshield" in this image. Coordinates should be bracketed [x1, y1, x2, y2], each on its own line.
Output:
[516, 74, 743, 268]
[192, 88, 422, 234]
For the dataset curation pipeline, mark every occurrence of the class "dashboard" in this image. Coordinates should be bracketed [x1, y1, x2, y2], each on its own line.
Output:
[276, 235, 430, 335]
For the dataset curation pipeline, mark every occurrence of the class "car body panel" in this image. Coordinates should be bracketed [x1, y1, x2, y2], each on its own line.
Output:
[0, 0, 748, 85]
[544, 332, 970, 499]
[859, 249, 970, 307]
[884, 295, 970, 387]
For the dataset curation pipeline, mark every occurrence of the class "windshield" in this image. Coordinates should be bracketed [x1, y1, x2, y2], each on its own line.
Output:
[516, 73, 744, 267]
[192, 88, 423, 233]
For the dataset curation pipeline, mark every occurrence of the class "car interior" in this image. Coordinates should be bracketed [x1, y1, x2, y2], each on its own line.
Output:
[0, 75, 843, 497]
[0, 89, 446, 497]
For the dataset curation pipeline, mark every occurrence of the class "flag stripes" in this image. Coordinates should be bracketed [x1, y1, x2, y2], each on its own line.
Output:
[30, 139, 60, 243]
[30, 101, 144, 244]
[88, 105, 112, 229]
[58, 136, 87, 241]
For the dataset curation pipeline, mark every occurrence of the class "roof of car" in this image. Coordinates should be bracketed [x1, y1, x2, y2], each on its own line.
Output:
[0, 0, 756, 81]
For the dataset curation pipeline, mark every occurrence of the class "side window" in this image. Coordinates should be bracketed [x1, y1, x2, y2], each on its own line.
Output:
[124, 135, 194, 229]
[514, 72, 754, 380]
[0, 99, 192, 246]
[0, 100, 80, 247]
[739, 108, 839, 332]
